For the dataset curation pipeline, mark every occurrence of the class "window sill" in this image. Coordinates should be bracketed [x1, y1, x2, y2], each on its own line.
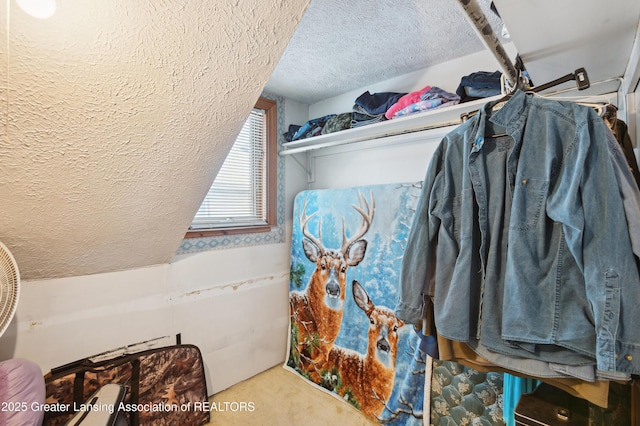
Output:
[184, 225, 273, 239]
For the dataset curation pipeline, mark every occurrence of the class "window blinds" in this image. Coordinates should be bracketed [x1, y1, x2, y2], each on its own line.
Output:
[191, 108, 267, 229]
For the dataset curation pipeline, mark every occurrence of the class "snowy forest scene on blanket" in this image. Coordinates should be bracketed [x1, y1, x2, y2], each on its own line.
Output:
[286, 182, 426, 425]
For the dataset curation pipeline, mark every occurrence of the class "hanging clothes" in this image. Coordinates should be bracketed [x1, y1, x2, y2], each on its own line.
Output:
[603, 105, 640, 190]
[434, 333, 611, 408]
[395, 90, 640, 381]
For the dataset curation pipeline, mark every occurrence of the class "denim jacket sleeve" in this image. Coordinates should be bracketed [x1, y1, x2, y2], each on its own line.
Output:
[605, 128, 640, 258]
[395, 141, 445, 325]
[547, 112, 640, 374]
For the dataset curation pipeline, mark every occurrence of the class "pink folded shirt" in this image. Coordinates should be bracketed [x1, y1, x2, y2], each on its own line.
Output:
[384, 85, 431, 119]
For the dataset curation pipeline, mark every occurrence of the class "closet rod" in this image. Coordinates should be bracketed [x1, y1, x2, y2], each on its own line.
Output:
[455, 0, 521, 89]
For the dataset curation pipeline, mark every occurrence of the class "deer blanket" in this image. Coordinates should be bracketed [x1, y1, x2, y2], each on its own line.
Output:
[285, 182, 427, 425]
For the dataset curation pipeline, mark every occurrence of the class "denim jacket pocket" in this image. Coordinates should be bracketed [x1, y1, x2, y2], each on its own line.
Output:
[510, 177, 549, 232]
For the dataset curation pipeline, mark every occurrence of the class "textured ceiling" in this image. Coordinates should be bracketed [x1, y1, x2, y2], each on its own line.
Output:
[0, 0, 309, 280]
[264, 0, 506, 105]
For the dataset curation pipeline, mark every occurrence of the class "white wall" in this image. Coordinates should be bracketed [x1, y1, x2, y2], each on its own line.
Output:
[0, 265, 173, 370]
[1, 244, 292, 395]
[308, 128, 448, 190]
[169, 244, 293, 393]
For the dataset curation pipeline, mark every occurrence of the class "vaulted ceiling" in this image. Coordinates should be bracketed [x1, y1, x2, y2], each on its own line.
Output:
[0, 0, 310, 280]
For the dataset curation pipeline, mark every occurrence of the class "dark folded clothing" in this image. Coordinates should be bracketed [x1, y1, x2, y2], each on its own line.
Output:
[283, 124, 301, 142]
[456, 70, 502, 103]
[354, 91, 407, 115]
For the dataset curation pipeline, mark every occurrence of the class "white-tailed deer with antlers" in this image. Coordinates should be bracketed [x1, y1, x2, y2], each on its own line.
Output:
[290, 191, 375, 379]
[325, 280, 404, 419]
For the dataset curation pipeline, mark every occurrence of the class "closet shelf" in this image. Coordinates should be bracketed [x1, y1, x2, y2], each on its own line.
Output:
[278, 95, 502, 156]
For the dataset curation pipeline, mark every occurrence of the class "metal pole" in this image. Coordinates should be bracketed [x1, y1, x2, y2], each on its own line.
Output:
[455, 0, 521, 89]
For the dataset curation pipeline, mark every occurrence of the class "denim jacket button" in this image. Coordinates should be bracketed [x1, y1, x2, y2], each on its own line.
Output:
[625, 354, 633, 361]
[615, 353, 619, 359]
[521, 179, 528, 185]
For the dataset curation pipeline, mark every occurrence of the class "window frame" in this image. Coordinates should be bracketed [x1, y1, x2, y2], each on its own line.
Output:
[185, 96, 277, 238]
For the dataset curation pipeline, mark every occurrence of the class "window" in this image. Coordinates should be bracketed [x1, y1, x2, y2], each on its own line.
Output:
[186, 97, 277, 238]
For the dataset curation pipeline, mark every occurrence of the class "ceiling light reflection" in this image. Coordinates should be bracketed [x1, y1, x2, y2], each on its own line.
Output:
[16, 0, 56, 19]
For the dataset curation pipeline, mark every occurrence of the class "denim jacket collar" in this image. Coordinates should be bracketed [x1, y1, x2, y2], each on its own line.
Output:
[470, 90, 532, 147]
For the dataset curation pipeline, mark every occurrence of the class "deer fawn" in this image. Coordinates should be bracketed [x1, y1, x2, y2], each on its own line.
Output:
[325, 280, 404, 419]
[290, 191, 375, 378]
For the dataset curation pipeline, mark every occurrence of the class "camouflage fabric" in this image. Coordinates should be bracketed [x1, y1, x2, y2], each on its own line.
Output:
[321, 112, 352, 135]
[43, 345, 209, 426]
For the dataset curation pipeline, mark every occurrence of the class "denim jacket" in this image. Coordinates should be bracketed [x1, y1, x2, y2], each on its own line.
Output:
[395, 90, 640, 376]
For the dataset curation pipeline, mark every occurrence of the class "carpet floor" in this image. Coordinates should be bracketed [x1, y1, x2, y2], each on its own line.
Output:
[205, 365, 378, 425]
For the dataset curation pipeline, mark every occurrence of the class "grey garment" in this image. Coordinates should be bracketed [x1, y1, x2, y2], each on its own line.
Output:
[350, 105, 386, 128]
[396, 90, 640, 375]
